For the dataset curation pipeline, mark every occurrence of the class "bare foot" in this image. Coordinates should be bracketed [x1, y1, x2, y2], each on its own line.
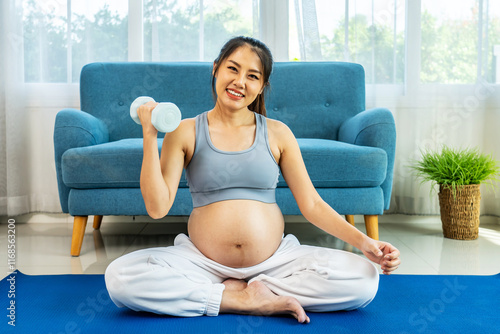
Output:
[222, 278, 248, 291]
[220, 280, 310, 324]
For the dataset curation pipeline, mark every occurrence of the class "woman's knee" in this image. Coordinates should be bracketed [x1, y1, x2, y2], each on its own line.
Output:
[104, 260, 128, 307]
[351, 261, 379, 309]
[104, 253, 150, 307]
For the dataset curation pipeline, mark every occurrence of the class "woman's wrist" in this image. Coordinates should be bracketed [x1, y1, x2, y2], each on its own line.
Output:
[343, 221, 373, 251]
[142, 127, 158, 139]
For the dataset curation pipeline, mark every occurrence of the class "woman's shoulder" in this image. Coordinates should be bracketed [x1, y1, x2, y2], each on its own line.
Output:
[173, 109, 211, 142]
[266, 117, 294, 139]
[163, 117, 196, 148]
[180, 116, 196, 127]
[172, 117, 196, 134]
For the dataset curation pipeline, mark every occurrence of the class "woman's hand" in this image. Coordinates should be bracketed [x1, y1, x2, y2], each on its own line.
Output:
[361, 239, 401, 275]
[137, 101, 159, 136]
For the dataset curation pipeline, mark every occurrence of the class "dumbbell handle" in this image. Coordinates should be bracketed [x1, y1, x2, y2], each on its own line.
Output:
[130, 96, 182, 133]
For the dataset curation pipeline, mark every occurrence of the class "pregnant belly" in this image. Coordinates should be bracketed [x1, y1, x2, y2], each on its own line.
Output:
[187, 200, 285, 268]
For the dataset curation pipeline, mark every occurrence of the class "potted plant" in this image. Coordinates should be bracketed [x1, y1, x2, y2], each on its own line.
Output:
[410, 146, 500, 240]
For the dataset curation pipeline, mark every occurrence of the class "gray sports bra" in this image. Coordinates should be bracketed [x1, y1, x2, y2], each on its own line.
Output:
[185, 111, 280, 207]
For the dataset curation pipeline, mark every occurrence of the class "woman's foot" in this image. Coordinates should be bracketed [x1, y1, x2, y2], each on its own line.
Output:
[220, 280, 310, 323]
[222, 278, 248, 291]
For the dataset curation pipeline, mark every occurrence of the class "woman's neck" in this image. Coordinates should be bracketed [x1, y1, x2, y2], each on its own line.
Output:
[210, 104, 255, 127]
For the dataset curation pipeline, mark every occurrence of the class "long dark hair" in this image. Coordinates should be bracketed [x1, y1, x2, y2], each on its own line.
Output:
[211, 36, 273, 116]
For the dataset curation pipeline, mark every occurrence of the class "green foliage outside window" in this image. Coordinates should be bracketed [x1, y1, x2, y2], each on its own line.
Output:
[21, 1, 500, 84]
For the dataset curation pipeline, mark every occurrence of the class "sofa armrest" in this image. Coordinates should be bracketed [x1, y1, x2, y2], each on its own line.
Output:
[338, 108, 396, 210]
[53, 108, 110, 213]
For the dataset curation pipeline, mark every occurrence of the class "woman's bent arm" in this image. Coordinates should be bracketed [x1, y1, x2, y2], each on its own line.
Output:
[274, 120, 400, 273]
[138, 103, 188, 219]
[140, 132, 171, 218]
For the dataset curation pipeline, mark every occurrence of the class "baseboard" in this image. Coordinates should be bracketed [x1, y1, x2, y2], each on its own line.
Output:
[381, 213, 500, 225]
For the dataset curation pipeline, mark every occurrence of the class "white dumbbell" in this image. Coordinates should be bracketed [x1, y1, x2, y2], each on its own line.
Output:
[130, 96, 182, 133]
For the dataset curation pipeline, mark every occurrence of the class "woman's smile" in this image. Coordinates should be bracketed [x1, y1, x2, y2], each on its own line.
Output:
[226, 88, 245, 99]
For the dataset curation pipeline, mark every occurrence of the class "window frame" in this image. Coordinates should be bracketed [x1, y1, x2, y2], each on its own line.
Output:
[24, 0, 500, 110]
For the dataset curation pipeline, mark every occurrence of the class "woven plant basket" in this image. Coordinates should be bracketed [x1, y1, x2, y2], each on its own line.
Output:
[438, 184, 481, 240]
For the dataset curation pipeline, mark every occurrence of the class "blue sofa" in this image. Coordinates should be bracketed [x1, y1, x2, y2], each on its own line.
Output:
[54, 62, 396, 256]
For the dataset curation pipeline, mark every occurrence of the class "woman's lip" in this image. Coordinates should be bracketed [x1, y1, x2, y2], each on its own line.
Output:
[226, 89, 245, 99]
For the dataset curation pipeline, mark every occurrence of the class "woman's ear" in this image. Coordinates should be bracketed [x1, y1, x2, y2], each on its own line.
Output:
[259, 82, 268, 95]
[212, 61, 217, 77]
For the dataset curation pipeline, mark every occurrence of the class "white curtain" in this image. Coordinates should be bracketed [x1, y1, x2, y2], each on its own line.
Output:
[0, 0, 31, 216]
[294, 0, 500, 217]
[387, 84, 500, 217]
[1, 0, 499, 218]
[294, 0, 322, 60]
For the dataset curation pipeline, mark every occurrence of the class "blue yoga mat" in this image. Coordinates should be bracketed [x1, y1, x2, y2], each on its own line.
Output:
[1, 270, 499, 333]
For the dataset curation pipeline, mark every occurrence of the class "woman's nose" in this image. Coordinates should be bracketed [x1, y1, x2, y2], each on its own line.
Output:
[233, 73, 245, 87]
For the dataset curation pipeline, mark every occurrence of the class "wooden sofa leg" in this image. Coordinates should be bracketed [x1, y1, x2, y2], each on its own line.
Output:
[71, 216, 88, 257]
[93, 215, 103, 230]
[345, 215, 355, 226]
[364, 215, 379, 240]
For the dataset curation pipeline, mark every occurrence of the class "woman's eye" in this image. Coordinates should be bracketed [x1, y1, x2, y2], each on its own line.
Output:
[228, 66, 237, 72]
[250, 75, 260, 80]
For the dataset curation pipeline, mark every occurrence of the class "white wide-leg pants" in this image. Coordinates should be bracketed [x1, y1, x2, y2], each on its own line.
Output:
[105, 233, 379, 317]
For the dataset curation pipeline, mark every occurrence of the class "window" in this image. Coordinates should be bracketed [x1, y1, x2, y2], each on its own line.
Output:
[23, 0, 69, 83]
[420, 0, 500, 84]
[19, 0, 500, 85]
[23, 0, 128, 83]
[22, 0, 257, 83]
[143, 0, 256, 62]
[289, 0, 406, 84]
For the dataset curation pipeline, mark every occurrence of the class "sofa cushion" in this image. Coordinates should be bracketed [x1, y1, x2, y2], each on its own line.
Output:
[61, 139, 188, 189]
[62, 138, 386, 190]
[277, 139, 387, 188]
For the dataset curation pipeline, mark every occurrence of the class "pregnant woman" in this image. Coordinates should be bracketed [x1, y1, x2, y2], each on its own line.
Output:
[105, 36, 400, 324]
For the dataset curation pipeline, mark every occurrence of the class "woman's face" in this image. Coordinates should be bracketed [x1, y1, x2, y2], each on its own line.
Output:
[213, 45, 265, 112]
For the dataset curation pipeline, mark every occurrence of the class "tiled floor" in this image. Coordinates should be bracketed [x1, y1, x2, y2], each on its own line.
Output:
[1, 214, 500, 280]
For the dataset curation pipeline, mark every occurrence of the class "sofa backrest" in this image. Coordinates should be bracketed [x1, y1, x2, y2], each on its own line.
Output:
[267, 62, 365, 140]
[80, 62, 365, 142]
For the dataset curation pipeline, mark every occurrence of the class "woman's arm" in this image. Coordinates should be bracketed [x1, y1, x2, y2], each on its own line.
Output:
[274, 121, 400, 274]
[138, 102, 187, 219]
